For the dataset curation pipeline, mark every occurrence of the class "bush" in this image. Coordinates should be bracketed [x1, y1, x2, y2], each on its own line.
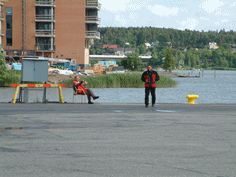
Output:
[0, 53, 6, 83]
[1, 72, 21, 86]
[0, 53, 21, 86]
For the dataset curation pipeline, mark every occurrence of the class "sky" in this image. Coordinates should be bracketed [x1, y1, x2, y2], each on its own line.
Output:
[98, 0, 236, 32]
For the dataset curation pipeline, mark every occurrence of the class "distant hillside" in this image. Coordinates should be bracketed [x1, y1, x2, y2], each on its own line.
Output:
[94, 27, 236, 49]
[90, 27, 236, 69]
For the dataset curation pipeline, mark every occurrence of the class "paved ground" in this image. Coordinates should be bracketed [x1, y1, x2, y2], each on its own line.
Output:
[0, 103, 235, 177]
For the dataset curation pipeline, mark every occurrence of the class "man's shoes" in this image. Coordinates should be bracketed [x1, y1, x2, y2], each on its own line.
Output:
[88, 101, 94, 104]
[145, 104, 148, 108]
[93, 96, 99, 100]
[152, 104, 155, 107]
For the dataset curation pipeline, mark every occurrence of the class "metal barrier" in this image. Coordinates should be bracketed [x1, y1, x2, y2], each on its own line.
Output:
[11, 84, 66, 104]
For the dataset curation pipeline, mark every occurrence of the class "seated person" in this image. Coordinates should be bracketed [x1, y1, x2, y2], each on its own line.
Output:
[73, 76, 99, 104]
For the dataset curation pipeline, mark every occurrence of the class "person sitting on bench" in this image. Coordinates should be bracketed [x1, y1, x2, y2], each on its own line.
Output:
[73, 76, 99, 104]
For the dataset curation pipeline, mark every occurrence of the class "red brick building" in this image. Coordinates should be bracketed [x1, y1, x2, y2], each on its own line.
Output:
[0, 0, 101, 66]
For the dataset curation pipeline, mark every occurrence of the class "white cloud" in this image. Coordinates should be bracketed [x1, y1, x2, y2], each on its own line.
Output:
[214, 10, 233, 16]
[180, 8, 188, 13]
[221, 19, 228, 22]
[200, 17, 210, 21]
[199, 0, 225, 13]
[100, 0, 150, 12]
[176, 17, 199, 30]
[100, 0, 131, 13]
[126, 0, 150, 11]
[129, 12, 139, 22]
[146, 4, 152, 10]
[115, 14, 128, 26]
[150, 5, 179, 17]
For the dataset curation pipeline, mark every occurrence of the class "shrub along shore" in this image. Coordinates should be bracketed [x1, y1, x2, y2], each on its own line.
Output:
[59, 73, 177, 88]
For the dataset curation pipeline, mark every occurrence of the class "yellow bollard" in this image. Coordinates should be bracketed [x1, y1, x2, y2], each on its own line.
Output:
[58, 86, 65, 103]
[11, 86, 20, 104]
[186, 95, 199, 104]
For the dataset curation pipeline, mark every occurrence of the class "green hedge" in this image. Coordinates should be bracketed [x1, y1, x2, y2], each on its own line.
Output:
[59, 73, 177, 88]
[0, 71, 21, 86]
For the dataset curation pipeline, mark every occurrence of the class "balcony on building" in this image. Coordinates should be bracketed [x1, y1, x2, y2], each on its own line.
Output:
[85, 31, 100, 40]
[85, 16, 100, 25]
[86, 0, 101, 10]
[0, 28, 4, 36]
[35, 14, 55, 22]
[35, 29, 55, 37]
[35, 0, 55, 7]
[36, 44, 55, 52]
[0, 13, 4, 21]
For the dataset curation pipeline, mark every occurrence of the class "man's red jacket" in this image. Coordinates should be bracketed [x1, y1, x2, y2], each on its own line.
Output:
[141, 69, 160, 87]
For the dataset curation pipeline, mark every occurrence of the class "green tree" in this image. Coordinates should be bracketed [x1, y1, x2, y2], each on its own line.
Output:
[137, 31, 146, 45]
[220, 43, 231, 52]
[121, 53, 142, 71]
[163, 47, 175, 72]
[138, 45, 147, 55]
[89, 59, 98, 66]
[232, 53, 236, 67]
[203, 58, 208, 68]
[219, 57, 229, 67]
[148, 52, 161, 67]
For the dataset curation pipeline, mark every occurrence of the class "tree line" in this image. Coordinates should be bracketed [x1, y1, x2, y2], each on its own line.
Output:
[90, 27, 236, 69]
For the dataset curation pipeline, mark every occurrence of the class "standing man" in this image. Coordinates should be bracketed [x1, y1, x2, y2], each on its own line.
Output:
[141, 65, 160, 107]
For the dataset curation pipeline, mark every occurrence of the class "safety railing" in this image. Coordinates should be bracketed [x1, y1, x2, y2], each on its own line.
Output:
[36, 44, 56, 52]
[35, 0, 55, 6]
[85, 31, 100, 39]
[85, 16, 100, 24]
[86, 1, 101, 10]
[35, 29, 55, 37]
[35, 14, 55, 21]
[11, 84, 66, 104]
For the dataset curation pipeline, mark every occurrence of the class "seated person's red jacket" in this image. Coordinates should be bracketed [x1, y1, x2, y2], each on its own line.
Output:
[73, 81, 88, 95]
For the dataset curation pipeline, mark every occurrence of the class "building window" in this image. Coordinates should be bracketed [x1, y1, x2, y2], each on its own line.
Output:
[7, 38, 12, 46]
[36, 37, 54, 51]
[6, 7, 12, 15]
[85, 40, 88, 49]
[6, 7, 12, 46]
[7, 22, 12, 30]
[36, 22, 52, 30]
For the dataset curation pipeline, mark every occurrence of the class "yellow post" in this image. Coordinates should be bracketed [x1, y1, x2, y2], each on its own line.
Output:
[58, 86, 64, 103]
[186, 95, 199, 104]
[11, 86, 20, 104]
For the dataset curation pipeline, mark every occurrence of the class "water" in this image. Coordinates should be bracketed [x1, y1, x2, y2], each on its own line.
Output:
[1, 70, 236, 104]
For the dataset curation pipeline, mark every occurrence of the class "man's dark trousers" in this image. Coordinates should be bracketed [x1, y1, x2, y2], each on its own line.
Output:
[145, 87, 156, 106]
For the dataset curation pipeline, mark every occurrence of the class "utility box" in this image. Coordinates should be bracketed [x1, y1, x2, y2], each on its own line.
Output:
[22, 58, 49, 82]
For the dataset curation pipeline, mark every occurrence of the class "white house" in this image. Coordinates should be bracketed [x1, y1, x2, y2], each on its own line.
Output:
[151, 41, 159, 47]
[144, 43, 151, 49]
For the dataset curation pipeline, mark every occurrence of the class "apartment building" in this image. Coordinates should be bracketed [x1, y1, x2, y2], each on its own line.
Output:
[0, 0, 101, 66]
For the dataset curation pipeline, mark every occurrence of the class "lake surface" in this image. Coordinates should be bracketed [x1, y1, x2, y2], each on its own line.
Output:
[1, 70, 236, 104]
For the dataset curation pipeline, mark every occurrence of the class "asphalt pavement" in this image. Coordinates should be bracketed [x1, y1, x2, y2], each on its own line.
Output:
[0, 103, 236, 177]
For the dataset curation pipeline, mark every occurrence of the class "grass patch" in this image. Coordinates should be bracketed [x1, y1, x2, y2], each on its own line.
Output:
[59, 73, 177, 88]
